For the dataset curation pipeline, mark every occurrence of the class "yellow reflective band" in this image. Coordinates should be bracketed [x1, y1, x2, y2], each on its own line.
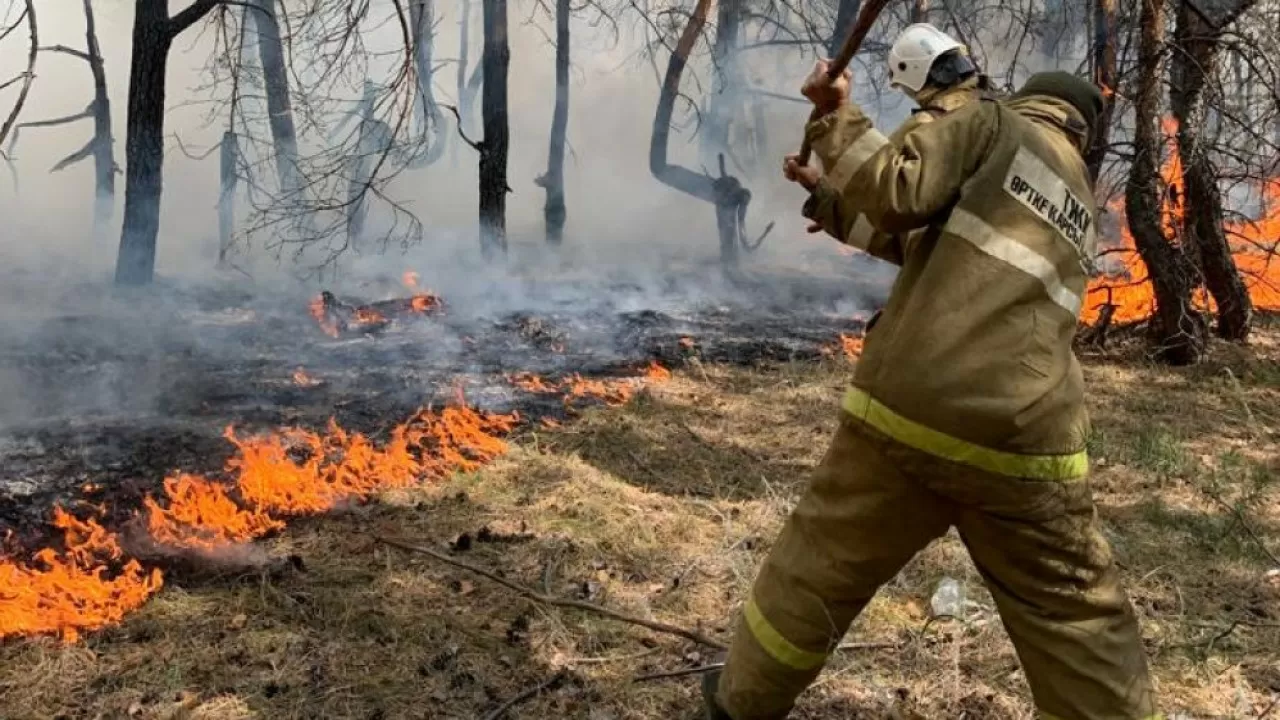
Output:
[744, 595, 829, 671]
[841, 387, 1088, 481]
[945, 208, 1083, 317]
[828, 129, 890, 193]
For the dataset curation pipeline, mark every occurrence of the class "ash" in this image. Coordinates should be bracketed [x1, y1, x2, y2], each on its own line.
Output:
[0, 263, 887, 540]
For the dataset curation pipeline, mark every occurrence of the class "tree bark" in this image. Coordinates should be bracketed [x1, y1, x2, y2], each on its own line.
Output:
[910, 0, 929, 23]
[829, 0, 862, 58]
[251, 0, 300, 197]
[1170, 0, 1253, 340]
[1086, 0, 1117, 181]
[409, 0, 446, 167]
[1125, 0, 1205, 364]
[115, 1, 173, 286]
[538, 0, 569, 245]
[479, 0, 510, 259]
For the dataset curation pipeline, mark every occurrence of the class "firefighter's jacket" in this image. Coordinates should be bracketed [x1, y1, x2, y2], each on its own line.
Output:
[802, 76, 986, 265]
[806, 93, 1099, 476]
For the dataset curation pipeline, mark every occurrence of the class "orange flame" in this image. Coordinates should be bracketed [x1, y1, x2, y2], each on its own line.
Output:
[1085, 118, 1280, 324]
[354, 307, 386, 325]
[410, 294, 442, 313]
[563, 374, 636, 407]
[643, 361, 672, 381]
[3, 402, 518, 642]
[823, 332, 864, 360]
[402, 271, 420, 290]
[293, 367, 321, 387]
[508, 372, 558, 393]
[0, 509, 164, 643]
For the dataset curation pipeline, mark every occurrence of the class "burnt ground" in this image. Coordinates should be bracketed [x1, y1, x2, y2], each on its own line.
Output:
[0, 269, 877, 547]
[0, 319, 1276, 719]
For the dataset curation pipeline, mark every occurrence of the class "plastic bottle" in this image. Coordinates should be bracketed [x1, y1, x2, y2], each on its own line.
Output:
[930, 576, 966, 619]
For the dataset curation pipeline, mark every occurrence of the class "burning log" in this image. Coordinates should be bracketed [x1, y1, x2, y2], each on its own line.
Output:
[309, 289, 444, 338]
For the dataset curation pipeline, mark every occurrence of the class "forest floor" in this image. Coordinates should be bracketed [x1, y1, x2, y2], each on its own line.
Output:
[1, 320, 1278, 720]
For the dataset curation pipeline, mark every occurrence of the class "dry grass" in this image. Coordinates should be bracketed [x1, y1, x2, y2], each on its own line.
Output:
[1, 325, 1278, 719]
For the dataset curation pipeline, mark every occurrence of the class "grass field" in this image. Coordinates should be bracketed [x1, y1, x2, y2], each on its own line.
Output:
[2, 324, 1277, 719]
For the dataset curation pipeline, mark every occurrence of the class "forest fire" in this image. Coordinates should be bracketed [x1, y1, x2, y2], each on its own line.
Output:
[293, 367, 321, 387]
[823, 332, 864, 360]
[1, 350, 680, 642]
[307, 289, 445, 338]
[1084, 119, 1280, 325]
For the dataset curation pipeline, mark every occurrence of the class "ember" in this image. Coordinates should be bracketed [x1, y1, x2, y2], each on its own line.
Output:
[293, 367, 321, 387]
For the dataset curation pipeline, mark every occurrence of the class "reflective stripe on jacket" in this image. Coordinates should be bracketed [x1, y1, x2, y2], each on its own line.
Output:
[808, 94, 1098, 468]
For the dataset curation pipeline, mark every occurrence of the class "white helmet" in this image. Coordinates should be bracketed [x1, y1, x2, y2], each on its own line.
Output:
[887, 23, 965, 96]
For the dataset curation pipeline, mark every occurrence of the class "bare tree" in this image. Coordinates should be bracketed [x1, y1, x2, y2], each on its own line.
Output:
[250, 0, 300, 198]
[1125, 0, 1206, 364]
[535, 0, 571, 245]
[479, 0, 511, 258]
[7, 0, 114, 239]
[649, 0, 770, 271]
[1170, 0, 1255, 340]
[0, 0, 37, 151]
[408, 0, 447, 167]
[116, 0, 264, 286]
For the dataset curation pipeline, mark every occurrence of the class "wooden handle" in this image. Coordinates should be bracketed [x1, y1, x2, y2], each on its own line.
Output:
[796, 0, 893, 166]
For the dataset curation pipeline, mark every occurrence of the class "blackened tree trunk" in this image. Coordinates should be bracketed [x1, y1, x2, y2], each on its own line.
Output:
[115, 2, 172, 286]
[537, 0, 569, 245]
[1171, 0, 1254, 340]
[115, 0, 225, 286]
[218, 130, 239, 266]
[0, 0, 37, 150]
[252, 0, 300, 197]
[1086, 0, 1116, 181]
[409, 0, 446, 167]
[1125, 0, 1205, 364]
[478, 0, 509, 259]
[829, 0, 862, 57]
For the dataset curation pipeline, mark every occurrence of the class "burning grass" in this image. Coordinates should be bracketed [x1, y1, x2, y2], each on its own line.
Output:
[0, 333, 1275, 717]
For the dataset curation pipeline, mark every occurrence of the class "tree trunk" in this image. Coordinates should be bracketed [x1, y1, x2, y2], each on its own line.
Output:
[1125, 0, 1205, 364]
[829, 0, 862, 57]
[218, 130, 238, 266]
[651, 0, 759, 272]
[702, 0, 744, 170]
[479, 0, 509, 259]
[84, 0, 114, 237]
[0, 0, 37, 150]
[1086, 0, 1116, 181]
[252, 0, 300, 197]
[1171, 0, 1253, 340]
[115, 1, 172, 286]
[910, 0, 929, 23]
[452, 0, 471, 168]
[539, 0, 569, 245]
[410, 0, 446, 167]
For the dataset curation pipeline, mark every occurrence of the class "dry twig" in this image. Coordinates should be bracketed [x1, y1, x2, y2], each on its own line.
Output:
[375, 535, 729, 649]
[482, 670, 568, 720]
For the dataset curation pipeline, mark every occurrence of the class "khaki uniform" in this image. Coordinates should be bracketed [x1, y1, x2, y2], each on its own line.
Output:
[803, 76, 987, 266]
[715, 94, 1160, 719]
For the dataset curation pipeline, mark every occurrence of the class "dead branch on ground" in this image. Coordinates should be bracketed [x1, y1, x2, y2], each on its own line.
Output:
[375, 534, 729, 649]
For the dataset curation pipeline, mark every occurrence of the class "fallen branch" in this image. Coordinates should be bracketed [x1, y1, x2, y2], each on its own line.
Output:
[482, 670, 568, 720]
[375, 535, 729, 649]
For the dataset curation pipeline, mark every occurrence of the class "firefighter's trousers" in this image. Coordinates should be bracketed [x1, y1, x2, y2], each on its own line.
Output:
[715, 410, 1160, 720]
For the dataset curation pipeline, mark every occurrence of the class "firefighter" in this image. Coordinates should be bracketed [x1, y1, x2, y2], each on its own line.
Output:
[700, 69, 1161, 719]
